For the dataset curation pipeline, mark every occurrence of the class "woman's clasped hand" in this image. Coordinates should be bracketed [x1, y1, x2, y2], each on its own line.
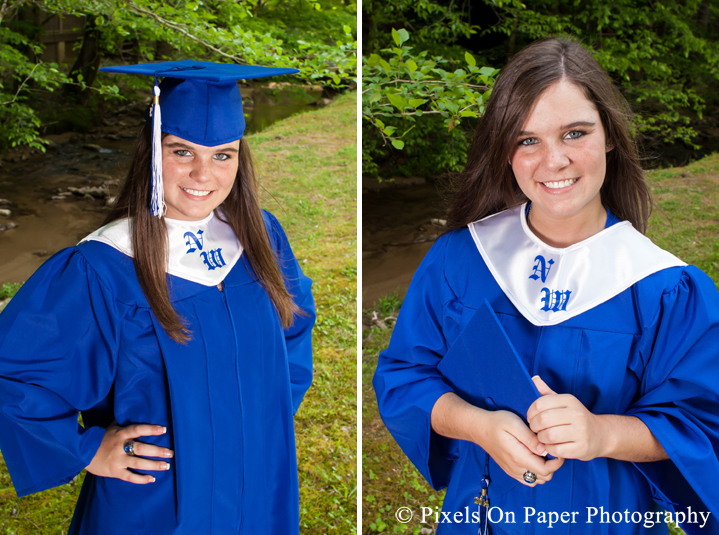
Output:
[475, 408, 565, 488]
[85, 424, 174, 484]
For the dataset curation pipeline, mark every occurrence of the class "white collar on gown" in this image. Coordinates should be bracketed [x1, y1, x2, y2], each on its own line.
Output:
[468, 204, 686, 326]
[80, 210, 243, 286]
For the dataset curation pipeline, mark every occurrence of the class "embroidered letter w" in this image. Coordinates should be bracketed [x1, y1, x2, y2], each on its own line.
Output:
[540, 288, 572, 313]
[529, 255, 555, 283]
[200, 248, 226, 271]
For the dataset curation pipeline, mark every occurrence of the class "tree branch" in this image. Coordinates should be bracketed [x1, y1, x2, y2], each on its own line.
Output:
[127, 2, 248, 64]
[0, 63, 39, 106]
[0, 0, 30, 26]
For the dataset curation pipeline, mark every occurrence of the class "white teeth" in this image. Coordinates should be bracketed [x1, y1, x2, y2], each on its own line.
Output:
[181, 187, 211, 197]
[542, 178, 578, 189]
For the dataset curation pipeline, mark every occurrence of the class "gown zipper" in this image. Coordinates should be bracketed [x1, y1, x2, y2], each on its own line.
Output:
[217, 279, 245, 532]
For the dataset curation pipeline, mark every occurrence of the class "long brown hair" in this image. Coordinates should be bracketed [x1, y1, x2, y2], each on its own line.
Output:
[104, 126, 298, 343]
[447, 38, 652, 234]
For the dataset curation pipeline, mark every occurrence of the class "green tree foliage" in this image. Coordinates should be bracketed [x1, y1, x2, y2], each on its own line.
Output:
[362, 0, 719, 177]
[362, 28, 498, 177]
[363, 0, 478, 54]
[0, 0, 357, 151]
[488, 0, 719, 146]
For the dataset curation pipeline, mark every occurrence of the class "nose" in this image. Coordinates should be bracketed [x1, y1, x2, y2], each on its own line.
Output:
[543, 140, 570, 171]
[189, 156, 212, 183]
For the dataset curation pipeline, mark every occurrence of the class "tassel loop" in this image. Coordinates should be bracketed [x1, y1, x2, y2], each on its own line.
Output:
[150, 83, 166, 218]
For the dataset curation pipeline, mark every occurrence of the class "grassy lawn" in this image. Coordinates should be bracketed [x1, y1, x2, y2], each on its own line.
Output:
[0, 92, 357, 534]
[361, 154, 719, 535]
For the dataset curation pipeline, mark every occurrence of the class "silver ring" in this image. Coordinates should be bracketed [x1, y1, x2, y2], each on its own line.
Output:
[523, 470, 537, 484]
[124, 440, 135, 456]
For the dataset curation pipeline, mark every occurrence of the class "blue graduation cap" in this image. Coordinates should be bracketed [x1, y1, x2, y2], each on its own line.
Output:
[100, 60, 299, 217]
[437, 299, 555, 459]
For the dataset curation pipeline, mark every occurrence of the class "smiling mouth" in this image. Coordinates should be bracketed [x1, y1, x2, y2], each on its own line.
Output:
[542, 178, 578, 189]
[180, 187, 212, 197]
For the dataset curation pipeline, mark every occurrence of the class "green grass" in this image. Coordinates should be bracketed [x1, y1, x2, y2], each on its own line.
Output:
[254, 92, 357, 534]
[645, 153, 719, 286]
[363, 301, 440, 535]
[361, 154, 719, 535]
[0, 92, 357, 534]
[0, 283, 21, 300]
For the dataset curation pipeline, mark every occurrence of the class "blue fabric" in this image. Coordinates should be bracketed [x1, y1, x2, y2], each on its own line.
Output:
[100, 61, 299, 145]
[374, 226, 719, 535]
[0, 211, 314, 535]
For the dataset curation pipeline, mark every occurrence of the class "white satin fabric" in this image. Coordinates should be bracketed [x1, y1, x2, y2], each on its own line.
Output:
[468, 204, 685, 326]
[80, 210, 243, 286]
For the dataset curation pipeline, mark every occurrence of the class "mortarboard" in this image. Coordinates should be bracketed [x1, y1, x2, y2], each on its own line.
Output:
[437, 298, 555, 458]
[100, 60, 299, 217]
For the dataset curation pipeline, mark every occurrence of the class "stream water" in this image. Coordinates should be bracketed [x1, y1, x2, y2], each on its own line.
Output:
[362, 178, 448, 309]
[0, 86, 322, 286]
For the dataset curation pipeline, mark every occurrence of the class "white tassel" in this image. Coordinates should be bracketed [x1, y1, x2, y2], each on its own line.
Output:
[150, 84, 166, 218]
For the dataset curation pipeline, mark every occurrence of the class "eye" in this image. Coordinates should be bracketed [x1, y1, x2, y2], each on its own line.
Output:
[519, 137, 538, 146]
[565, 130, 586, 140]
[174, 149, 192, 157]
[214, 153, 231, 161]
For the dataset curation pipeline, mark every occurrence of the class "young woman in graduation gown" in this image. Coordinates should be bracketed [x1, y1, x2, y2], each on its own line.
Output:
[0, 62, 315, 534]
[374, 39, 719, 534]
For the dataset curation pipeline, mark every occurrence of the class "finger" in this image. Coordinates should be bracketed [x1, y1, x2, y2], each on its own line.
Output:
[124, 424, 167, 439]
[533, 375, 556, 396]
[128, 457, 171, 472]
[530, 408, 574, 433]
[527, 395, 569, 423]
[537, 424, 575, 445]
[130, 441, 174, 459]
[545, 457, 565, 471]
[506, 420, 547, 457]
[122, 472, 157, 485]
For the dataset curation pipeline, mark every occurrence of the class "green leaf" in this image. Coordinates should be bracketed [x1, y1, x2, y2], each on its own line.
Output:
[392, 28, 400, 46]
[386, 92, 407, 110]
[382, 126, 396, 136]
[479, 66, 496, 77]
[408, 98, 426, 107]
[391, 139, 405, 150]
[406, 59, 418, 72]
[397, 29, 410, 46]
[465, 51, 476, 67]
[332, 74, 341, 84]
[343, 25, 351, 34]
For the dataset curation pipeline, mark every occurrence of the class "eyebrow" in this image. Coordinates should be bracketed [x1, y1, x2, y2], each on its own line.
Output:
[518, 121, 596, 136]
[164, 141, 239, 153]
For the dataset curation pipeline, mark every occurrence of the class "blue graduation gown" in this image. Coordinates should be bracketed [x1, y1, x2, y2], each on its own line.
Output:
[374, 224, 719, 534]
[0, 211, 315, 534]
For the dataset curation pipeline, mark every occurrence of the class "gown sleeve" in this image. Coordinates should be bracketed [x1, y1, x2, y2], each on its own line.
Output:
[627, 266, 719, 533]
[263, 211, 315, 414]
[372, 235, 459, 490]
[0, 248, 123, 496]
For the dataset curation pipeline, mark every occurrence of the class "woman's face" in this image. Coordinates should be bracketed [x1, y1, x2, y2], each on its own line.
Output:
[509, 79, 612, 223]
[161, 134, 240, 221]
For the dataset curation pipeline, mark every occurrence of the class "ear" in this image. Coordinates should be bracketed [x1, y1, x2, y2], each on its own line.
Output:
[605, 141, 615, 152]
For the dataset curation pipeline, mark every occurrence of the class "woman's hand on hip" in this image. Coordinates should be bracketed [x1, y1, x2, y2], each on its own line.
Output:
[527, 376, 605, 461]
[85, 423, 174, 484]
